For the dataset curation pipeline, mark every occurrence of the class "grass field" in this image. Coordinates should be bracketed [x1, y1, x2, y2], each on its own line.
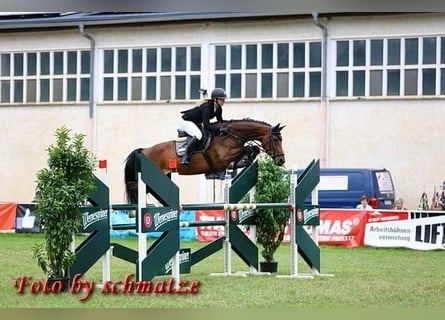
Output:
[1, 232, 444, 309]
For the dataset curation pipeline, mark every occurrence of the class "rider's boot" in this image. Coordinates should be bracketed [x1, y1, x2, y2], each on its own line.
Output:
[180, 136, 200, 166]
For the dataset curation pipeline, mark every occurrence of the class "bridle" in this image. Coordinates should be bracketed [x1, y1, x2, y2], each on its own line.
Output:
[220, 125, 284, 161]
[261, 128, 285, 161]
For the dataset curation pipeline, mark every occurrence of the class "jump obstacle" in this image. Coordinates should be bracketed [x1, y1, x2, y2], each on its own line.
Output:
[69, 152, 331, 284]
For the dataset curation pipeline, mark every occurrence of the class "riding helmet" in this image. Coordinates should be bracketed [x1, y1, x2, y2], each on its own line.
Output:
[211, 88, 227, 100]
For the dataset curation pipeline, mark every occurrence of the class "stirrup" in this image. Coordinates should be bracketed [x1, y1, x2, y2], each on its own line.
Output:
[180, 157, 190, 166]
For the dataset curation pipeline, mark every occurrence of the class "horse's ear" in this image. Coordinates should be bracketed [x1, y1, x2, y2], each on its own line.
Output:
[272, 123, 285, 132]
[271, 123, 280, 132]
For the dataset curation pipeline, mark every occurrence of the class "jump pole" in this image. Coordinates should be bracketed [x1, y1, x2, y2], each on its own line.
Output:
[102, 167, 155, 283]
[170, 170, 180, 287]
[246, 185, 257, 275]
[136, 171, 147, 282]
[179, 167, 260, 277]
[214, 169, 235, 276]
[95, 160, 112, 284]
[277, 165, 313, 279]
[209, 167, 263, 277]
[180, 162, 294, 277]
[276, 159, 334, 279]
[104, 174, 148, 282]
[288, 183, 333, 279]
[309, 185, 320, 275]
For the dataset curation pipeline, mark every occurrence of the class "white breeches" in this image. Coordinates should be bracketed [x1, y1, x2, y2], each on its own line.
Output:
[178, 119, 203, 140]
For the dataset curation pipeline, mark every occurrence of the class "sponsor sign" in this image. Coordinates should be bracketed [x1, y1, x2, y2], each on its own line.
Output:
[81, 209, 109, 233]
[158, 248, 192, 275]
[316, 209, 369, 247]
[364, 215, 445, 250]
[193, 208, 444, 251]
[195, 210, 225, 241]
[142, 208, 179, 233]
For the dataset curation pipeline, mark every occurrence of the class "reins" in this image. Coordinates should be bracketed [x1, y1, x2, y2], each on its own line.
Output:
[260, 128, 285, 159]
[220, 123, 284, 160]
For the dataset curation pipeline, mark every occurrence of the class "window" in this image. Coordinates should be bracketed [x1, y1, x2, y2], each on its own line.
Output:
[405, 38, 418, 65]
[423, 37, 436, 64]
[334, 36, 445, 98]
[1, 54, 10, 76]
[293, 43, 305, 68]
[370, 40, 383, 66]
[102, 46, 201, 101]
[353, 40, 365, 66]
[278, 43, 289, 68]
[214, 41, 321, 99]
[369, 70, 382, 96]
[387, 70, 400, 96]
[388, 39, 400, 65]
[0, 50, 90, 104]
[132, 49, 142, 73]
[336, 41, 349, 67]
[246, 45, 257, 69]
[422, 68, 435, 95]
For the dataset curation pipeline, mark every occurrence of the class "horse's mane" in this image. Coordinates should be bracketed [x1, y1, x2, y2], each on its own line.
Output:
[223, 118, 271, 127]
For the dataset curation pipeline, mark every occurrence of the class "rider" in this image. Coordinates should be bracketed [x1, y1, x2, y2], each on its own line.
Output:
[179, 87, 229, 166]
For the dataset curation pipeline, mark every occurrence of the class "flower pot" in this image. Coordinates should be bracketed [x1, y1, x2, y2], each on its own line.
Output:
[259, 261, 278, 273]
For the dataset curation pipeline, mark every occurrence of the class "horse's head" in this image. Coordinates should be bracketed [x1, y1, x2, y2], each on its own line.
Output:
[220, 119, 286, 166]
[263, 123, 286, 166]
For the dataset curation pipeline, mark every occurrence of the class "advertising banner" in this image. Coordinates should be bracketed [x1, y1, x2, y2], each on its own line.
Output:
[0, 202, 16, 231]
[316, 209, 369, 247]
[195, 209, 371, 246]
[364, 215, 445, 250]
[367, 210, 408, 223]
[195, 210, 225, 241]
[193, 208, 444, 250]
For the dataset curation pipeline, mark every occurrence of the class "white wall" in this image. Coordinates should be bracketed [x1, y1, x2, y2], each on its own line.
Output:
[1, 13, 444, 209]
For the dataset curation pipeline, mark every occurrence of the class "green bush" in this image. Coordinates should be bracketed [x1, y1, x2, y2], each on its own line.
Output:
[32, 126, 96, 278]
[254, 154, 290, 262]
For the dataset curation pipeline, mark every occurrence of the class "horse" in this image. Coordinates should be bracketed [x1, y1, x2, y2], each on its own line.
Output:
[124, 118, 286, 204]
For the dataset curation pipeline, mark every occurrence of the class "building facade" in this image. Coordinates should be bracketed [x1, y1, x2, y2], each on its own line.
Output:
[0, 12, 444, 208]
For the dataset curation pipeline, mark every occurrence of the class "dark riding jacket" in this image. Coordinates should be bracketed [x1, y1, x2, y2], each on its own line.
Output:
[181, 100, 223, 133]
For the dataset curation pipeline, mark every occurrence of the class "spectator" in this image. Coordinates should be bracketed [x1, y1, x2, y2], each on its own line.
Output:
[356, 194, 373, 210]
[418, 192, 429, 210]
[393, 197, 407, 210]
[435, 182, 445, 210]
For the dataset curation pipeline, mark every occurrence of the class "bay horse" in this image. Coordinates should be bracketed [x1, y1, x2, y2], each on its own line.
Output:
[124, 118, 286, 203]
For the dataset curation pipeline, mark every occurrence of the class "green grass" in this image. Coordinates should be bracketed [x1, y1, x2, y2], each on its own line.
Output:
[1, 232, 444, 308]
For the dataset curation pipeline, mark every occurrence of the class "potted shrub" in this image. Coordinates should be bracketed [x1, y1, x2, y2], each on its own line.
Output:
[32, 126, 96, 286]
[254, 154, 290, 273]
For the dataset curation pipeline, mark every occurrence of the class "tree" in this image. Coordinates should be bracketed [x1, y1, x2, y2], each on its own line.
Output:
[254, 154, 290, 263]
[32, 126, 96, 279]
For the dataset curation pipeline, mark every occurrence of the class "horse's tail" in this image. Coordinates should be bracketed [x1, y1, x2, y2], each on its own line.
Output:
[124, 148, 143, 204]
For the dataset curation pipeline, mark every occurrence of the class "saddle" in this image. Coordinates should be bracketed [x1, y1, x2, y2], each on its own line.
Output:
[175, 129, 260, 180]
[175, 129, 211, 157]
